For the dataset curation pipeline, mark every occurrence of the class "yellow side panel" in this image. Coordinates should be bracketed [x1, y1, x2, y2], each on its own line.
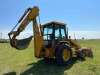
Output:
[45, 48, 50, 57]
[68, 39, 81, 49]
[72, 48, 77, 57]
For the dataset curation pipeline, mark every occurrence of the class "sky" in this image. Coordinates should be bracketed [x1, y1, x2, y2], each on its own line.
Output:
[0, 0, 100, 39]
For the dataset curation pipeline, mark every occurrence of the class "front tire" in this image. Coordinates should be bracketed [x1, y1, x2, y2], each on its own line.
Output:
[55, 43, 72, 65]
[77, 49, 86, 60]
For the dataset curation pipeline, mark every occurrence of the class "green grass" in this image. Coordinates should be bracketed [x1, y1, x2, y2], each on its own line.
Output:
[0, 39, 5, 43]
[0, 40, 100, 75]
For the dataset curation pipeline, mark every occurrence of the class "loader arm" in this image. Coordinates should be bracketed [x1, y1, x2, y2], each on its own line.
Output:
[8, 6, 43, 57]
[68, 39, 93, 58]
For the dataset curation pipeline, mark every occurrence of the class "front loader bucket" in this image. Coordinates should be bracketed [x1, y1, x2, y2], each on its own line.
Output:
[10, 36, 33, 50]
[82, 47, 93, 58]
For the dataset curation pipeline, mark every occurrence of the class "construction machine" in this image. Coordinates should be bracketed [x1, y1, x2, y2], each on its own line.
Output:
[8, 6, 93, 65]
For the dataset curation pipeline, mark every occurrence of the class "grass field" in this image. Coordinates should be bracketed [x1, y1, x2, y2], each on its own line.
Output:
[0, 40, 100, 75]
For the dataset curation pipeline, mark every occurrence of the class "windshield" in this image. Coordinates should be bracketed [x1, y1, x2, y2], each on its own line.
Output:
[43, 24, 67, 41]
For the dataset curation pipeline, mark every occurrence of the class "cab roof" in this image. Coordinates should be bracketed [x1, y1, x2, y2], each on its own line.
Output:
[42, 21, 66, 27]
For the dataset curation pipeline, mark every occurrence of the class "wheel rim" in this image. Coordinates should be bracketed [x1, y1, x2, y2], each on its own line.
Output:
[81, 51, 85, 58]
[62, 49, 70, 61]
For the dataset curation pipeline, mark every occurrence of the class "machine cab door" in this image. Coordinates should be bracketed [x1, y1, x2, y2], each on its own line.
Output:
[43, 24, 54, 48]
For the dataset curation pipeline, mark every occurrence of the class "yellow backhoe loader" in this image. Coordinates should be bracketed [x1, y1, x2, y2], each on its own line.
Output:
[8, 6, 93, 65]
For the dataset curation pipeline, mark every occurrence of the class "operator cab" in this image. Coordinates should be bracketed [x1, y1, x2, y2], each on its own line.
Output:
[42, 21, 67, 48]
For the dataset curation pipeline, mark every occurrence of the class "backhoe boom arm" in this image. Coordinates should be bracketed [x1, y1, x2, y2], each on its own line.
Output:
[8, 6, 43, 57]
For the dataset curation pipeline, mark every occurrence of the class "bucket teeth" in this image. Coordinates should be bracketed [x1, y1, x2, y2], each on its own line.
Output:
[86, 49, 93, 58]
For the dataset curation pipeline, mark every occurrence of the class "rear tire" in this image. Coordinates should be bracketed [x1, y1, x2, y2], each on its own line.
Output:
[55, 43, 72, 65]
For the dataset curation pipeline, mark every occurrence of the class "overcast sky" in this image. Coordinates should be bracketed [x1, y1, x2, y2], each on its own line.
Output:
[0, 0, 100, 39]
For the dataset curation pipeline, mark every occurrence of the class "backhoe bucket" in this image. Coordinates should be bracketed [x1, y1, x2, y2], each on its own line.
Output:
[10, 36, 33, 50]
